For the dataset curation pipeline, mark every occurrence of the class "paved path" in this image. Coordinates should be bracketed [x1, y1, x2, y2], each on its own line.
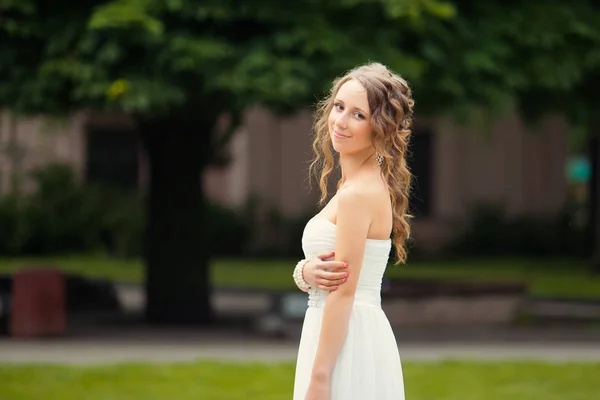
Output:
[2, 314, 600, 366]
[2, 338, 600, 365]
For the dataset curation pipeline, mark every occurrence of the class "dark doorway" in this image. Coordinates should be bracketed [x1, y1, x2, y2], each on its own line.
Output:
[409, 129, 433, 217]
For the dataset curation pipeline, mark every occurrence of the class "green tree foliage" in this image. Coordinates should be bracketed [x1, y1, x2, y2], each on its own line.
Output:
[413, 1, 600, 127]
[0, 0, 453, 116]
[3, 0, 598, 126]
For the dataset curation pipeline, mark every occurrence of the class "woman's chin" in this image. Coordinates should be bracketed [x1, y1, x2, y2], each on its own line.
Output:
[331, 141, 343, 153]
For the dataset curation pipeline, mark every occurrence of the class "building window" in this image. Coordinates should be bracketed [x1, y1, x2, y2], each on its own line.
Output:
[85, 126, 139, 191]
[409, 129, 433, 217]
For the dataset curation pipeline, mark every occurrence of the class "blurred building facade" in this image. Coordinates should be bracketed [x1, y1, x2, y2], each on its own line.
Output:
[0, 108, 567, 253]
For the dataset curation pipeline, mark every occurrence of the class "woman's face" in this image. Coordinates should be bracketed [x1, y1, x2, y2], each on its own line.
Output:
[329, 79, 373, 155]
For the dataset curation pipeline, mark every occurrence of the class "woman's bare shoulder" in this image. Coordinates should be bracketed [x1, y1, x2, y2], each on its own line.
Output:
[356, 171, 388, 197]
[338, 175, 387, 210]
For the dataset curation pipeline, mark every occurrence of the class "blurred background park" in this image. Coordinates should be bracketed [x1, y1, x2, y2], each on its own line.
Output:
[1, 0, 600, 399]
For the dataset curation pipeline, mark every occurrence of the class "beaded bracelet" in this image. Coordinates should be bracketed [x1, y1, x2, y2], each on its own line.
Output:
[293, 259, 312, 291]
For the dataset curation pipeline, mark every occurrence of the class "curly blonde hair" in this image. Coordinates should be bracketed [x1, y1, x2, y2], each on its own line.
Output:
[309, 62, 415, 264]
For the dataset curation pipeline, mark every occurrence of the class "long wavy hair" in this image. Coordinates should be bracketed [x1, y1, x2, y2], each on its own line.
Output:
[309, 63, 415, 264]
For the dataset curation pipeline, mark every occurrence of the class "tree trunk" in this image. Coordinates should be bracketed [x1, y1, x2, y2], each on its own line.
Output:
[139, 115, 216, 324]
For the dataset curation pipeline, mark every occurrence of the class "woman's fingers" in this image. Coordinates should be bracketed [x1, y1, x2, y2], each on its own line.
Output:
[331, 261, 349, 271]
[317, 279, 346, 291]
[317, 271, 348, 289]
[316, 260, 347, 271]
[318, 283, 339, 291]
[325, 270, 348, 281]
[315, 251, 335, 261]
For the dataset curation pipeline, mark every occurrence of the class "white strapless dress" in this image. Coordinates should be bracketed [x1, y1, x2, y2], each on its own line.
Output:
[293, 216, 405, 400]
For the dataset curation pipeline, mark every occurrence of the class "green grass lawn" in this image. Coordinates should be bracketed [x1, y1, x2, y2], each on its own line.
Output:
[0, 360, 598, 400]
[0, 255, 598, 299]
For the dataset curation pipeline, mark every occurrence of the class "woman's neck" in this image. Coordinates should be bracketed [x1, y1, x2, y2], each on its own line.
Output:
[339, 147, 377, 185]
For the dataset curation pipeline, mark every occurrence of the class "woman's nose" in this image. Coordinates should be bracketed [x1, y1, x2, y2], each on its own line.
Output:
[335, 113, 348, 129]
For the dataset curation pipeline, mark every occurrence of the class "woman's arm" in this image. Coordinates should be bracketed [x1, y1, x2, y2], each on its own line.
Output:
[309, 188, 371, 381]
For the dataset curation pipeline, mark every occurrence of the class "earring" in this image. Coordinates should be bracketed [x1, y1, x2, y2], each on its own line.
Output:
[376, 152, 383, 166]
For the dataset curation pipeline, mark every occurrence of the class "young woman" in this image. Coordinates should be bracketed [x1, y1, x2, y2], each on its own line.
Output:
[292, 63, 414, 400]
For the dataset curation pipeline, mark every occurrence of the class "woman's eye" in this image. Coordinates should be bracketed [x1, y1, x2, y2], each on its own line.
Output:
[334, 103, 344, 111]
[354, 113, 365, 120]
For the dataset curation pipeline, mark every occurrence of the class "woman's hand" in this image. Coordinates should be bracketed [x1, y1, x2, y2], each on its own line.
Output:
[304, 251, 349, 291]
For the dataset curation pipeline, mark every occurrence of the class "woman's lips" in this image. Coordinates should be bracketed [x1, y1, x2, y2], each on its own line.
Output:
[333, 131, 349, 139]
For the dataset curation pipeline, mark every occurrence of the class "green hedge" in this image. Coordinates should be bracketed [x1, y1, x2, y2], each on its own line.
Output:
[0, 164, 253, 258]
[0, 164, 144, 257]
[447, 203, 592, 258]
